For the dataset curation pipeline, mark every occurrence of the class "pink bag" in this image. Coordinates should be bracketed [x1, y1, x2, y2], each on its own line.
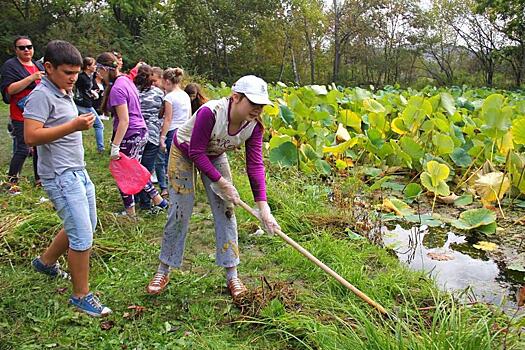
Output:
[109, 152, 151, 195]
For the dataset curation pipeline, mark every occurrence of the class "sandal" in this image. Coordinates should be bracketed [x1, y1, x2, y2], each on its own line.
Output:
[227, 277, 247, 299]
[146, 272, 170, 295]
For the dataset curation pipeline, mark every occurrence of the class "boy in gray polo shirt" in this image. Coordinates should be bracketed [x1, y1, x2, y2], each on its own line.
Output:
[23, 40, 111, 317]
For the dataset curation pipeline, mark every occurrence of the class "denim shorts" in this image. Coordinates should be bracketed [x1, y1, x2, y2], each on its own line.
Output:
[41, 169, 97, 251]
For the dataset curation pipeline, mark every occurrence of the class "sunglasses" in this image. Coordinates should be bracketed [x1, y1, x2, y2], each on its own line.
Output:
[16, 45, 33, 51]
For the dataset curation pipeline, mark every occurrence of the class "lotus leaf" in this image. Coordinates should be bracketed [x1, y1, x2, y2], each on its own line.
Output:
[279, 105, 294, 125]
[454, 194, 473, 207]
[338, 109, 361, 132]
[363, 99, 386, 113]
[440, 93, 456, 116]
[450, 148, 472, 167]
[451, 208, 496, 231]
[512, 118, 525, 145]
[382, 198, 414, 217]
[269, 141, 298, 167]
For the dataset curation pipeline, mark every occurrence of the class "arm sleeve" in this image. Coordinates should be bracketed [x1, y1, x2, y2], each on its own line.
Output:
[23, 90, 51, 124]
[245, 122, 267, 202]
[187, 107, 222, 182]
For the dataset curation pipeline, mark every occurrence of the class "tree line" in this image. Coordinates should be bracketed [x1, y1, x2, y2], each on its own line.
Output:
[0, 0, 523, 88]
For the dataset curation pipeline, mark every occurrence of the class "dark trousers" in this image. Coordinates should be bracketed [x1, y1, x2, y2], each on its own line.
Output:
[8, 120, 39, 184]
[137, 141, 160, 209]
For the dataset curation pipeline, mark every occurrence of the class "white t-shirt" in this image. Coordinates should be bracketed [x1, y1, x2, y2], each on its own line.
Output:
[164, 90, 191, 131]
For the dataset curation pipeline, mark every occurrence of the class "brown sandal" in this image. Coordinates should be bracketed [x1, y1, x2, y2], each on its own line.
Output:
[146, 272, 170, 295]
[227, 277, 248, 299]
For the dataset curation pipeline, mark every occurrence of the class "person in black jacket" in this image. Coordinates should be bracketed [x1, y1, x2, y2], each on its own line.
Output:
[0, 36, 44, 194]
[74, 57, 105, 153]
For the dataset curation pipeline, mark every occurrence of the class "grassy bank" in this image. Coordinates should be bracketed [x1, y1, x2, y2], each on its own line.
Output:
[0, 105, 523, 349]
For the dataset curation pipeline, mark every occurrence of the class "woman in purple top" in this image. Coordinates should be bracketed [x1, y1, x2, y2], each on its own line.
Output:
[96, 52, 168, 217]
[146, 75, 281, 301]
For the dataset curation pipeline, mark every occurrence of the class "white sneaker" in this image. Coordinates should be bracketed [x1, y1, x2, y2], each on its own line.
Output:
[99, 114, 110, 121]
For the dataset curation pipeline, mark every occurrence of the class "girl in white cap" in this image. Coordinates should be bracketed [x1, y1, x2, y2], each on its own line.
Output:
[146, 75, 280, 300]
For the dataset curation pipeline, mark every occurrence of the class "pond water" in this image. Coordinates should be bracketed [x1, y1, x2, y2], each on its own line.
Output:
[383, 224, 524, 311]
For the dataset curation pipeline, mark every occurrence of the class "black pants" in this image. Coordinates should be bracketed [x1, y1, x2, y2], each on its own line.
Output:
[8, 120, 39, 184]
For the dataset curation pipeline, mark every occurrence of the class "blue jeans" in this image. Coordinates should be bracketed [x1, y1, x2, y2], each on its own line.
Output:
[137, 141, 160, 209]
[156, 149, 167, 191]
[77, 105, 105, 151]
[41, 169, 97, 251]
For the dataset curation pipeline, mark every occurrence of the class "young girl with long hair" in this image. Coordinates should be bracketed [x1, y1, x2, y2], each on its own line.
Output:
[133, 64, 165, 210]
[74, 57, 105, 153]
[159, 68, 191, 164]
[184, 83, 208, 115]
[146, 75, 281, 300]
[96, 52, 167, 217]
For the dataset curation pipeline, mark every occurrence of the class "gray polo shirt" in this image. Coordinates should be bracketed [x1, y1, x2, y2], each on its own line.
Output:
[24, 76, 85, 179]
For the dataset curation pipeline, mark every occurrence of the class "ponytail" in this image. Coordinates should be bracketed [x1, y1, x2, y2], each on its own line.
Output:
[96, 52, 119, 114]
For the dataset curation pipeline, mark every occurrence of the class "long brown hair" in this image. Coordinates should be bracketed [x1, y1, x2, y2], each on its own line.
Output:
[96, 52, 120, 114]
[184, 83, 208, 114]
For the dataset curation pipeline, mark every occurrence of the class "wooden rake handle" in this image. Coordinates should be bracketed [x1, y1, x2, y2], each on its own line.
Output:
[238, 200, 389, 316]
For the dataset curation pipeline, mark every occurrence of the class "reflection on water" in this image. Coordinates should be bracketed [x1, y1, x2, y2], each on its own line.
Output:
[383, 224, 520, 309]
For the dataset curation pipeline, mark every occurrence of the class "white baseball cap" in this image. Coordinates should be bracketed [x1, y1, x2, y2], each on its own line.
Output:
[232, 75, 272, 105]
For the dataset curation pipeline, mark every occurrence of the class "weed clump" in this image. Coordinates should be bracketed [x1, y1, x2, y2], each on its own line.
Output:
[234, 277, 301, 317]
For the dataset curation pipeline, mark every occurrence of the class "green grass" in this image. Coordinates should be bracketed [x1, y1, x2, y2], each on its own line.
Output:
[0, 105, 523, 349]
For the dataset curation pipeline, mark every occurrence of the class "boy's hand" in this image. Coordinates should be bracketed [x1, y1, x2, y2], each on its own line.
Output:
[74, 113, 96, 131]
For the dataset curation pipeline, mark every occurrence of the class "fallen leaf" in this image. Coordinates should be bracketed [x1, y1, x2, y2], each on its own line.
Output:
[123, 305, 146, 319]
[517, 286, 525, 307]
[473, 241, 498, 252]
[336, 123, 351, 143]
[56, 287, 68, 295]
[100, 320, 115, 331]
[437, 193, 459, 204]
[382, 198, 413, 217]
[427, 252, 454, 261]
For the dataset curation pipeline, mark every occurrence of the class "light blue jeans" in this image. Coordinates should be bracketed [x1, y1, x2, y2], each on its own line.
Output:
[41, 169, 97, 251]
[76, 105, 105, 151]
[159, 146, 239, 268]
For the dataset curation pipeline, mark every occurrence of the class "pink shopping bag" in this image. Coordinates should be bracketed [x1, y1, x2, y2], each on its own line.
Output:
[109, 152, 151, 195]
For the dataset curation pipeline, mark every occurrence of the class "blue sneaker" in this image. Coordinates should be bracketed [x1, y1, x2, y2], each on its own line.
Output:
[69, 293, 112, 317]
[32, 256, 70, 280]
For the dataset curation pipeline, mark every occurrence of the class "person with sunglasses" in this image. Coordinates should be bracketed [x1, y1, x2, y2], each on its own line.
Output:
[146, 75, 281, 301]
[0, 36, 45, 195]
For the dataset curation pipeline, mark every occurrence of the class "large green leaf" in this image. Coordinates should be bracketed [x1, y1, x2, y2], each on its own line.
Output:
[432, 133, 455, 155]
[481, 94, 511, 132]
[420, 161, 450, 196]
[279, 105, 294, 126]
[451, 208, 496, 231]
[268, 135, 292, 150]
[363, 99, 386, 113]
[450, 148, 472, 167]
[269, 141, 298, 167]
[512, 118, 525, 145]
[338, 109, 362, 132]
[400, 136, 424, 160]
[440, 93, 456, 116]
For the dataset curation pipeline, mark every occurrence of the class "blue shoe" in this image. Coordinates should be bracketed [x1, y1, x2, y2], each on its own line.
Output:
[32, 256, 70, 280]
[69, 293, 112, 317]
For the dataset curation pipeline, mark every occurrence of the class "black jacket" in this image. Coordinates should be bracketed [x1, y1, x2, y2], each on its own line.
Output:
[0, 57, 44, 104]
